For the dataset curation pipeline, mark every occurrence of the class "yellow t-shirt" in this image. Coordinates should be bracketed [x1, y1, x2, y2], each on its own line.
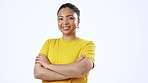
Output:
[39, 38, 96, 83]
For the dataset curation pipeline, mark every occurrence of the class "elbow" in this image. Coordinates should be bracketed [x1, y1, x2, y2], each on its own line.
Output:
[34, 63, 44, 79]
[34, 68, 43, 79]
[71, 67, 85, 78]
[34, 70, 40, 79]
[76, 69, 87, 78]
[72, 62, 92, 78]
[34, 71, 39, 79]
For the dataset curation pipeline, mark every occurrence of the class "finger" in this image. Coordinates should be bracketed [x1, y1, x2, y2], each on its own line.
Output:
[36, 54, 46, 59]
[79, 55, 85, 60]
[35, 62, 40, 65]
[36, 55, 45, 60]
[35, 58, 40, 61]
[36, 55, 43, 59]
[35, 60, 42, 64]
[77, 54, 85, 62]
[35, 57, 44, 62]
[80, 55, 85, 58]
[36, 55, 39, 58]
[39, 54, 46, 57]
[77, 58, 82, 62]
[38, 54, 48, 60]
[35, 61, 39, 64]
[38, 54, 51, 63]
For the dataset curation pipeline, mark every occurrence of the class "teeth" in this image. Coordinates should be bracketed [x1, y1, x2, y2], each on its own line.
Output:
[63, 26, 70, 30]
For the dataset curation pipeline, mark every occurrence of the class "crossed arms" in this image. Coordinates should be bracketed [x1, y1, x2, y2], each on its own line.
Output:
[34, 54, 94, 81]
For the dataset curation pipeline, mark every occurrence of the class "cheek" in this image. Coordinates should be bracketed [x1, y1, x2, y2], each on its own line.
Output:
[58, 22, 62, 27]
[69, 21, 76, 25]
[71, 23, 77, 27]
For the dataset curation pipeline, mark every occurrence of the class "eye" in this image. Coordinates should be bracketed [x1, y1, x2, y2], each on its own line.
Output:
[68, 17, 74, 20]
[58, 18, 63, 20]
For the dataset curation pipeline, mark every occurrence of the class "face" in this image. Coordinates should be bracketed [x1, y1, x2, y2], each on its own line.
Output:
[57, 7, 79, 35]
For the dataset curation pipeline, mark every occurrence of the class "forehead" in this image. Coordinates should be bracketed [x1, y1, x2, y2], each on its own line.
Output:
[57, 7, 77, 17]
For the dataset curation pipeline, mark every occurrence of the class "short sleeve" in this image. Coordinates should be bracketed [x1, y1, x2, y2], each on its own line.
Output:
[39, 39, 50, 56]
[82, 41, 96, 62]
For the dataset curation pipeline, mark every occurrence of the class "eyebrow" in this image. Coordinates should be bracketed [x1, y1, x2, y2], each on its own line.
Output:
[58, 15, 74, 18]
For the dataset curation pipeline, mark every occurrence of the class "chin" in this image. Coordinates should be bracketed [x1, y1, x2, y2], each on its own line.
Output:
[62, 32, 70, 35]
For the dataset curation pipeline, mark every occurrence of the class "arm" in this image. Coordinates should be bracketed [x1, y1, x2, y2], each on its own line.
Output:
[48, 57, 93, 78]
[36, 54, 94, 78]
[34, 58, 70, 81]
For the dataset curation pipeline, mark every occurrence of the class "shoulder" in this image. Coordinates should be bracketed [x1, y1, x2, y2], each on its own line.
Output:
[41, 38, 60, 46]
[79, 38, 95, 46]
[45, 38, 60, 42]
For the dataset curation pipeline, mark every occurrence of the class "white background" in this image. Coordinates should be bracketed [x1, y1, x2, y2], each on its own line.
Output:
[0, 0, 148, 83]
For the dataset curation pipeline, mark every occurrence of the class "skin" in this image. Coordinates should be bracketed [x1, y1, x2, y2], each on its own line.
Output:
[57, 7, 80, 40]
[34, 7, 94, 81]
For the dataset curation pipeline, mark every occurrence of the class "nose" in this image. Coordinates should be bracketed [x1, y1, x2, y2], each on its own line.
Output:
[63, 18, 69, 25]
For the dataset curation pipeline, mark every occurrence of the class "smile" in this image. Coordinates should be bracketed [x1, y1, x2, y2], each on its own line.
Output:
[62, 26, 71, 30]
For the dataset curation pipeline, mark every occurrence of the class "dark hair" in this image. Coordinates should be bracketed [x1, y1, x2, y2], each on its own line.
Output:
[57, 3, 80, 19]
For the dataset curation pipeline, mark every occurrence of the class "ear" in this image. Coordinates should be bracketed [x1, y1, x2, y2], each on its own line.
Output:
[77, 18, 80, 28]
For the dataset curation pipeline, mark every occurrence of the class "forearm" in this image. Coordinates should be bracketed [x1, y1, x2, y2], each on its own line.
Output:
[34, 63, 70, 81]
[46, 58, 93, 78]
[35, 54, 93, 79]
[47, 62, 84, 78]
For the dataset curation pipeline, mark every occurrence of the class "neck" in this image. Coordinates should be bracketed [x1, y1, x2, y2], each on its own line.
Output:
[62, 34, 78, 40]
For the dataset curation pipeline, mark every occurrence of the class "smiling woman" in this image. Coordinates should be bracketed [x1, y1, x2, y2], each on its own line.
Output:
[34, 3, 96, 83]
[57, 7, 79, 38]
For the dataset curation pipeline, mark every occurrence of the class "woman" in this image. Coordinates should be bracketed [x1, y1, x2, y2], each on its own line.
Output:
[34, 3, 96, 83]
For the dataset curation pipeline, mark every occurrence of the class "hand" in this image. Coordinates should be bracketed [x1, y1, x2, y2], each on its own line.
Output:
[76, 55, 85, 62]
[35, 54, 51, 69]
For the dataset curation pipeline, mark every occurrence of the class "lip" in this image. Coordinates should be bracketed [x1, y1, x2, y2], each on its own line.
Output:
[62, 26, 71, 30]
